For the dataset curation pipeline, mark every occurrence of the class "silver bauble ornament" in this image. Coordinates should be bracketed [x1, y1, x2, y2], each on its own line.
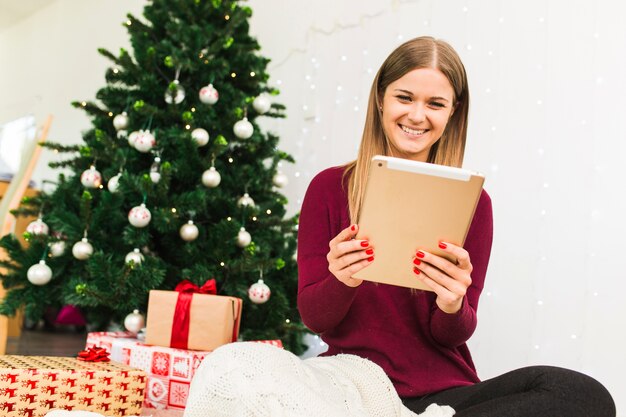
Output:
[49, 241, 66, 257]
[128, 203, 152, 228]
[80, 166, 102, 188]
[124, 309, 145, 333]
[180, 220, 199, 241]
[236, 227, 252, 248]
[199, 83, 219, 104]
[26, 218, 49, 236]
[113, 112, 129, 130]
[252, 94, 272, 114]
[237, 193, 255, 207]
[272, 172, 289, 188]
[128, 130, 141, 147]
[27, 260, 53, 286]
[191, 128, 210, 147]
[248, 279, 271, 304]
[125, 248, 144, 265]
[72, 238, 94, 260]
[164, 80, 186, 104]
[233, 117, 254, 139]
[201, 166, 221, 188]
[108, 173, 122, 193]
[134, 130, 156, 153]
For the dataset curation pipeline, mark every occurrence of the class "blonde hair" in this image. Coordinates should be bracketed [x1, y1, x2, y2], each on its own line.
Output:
[344, 36, 470, 224]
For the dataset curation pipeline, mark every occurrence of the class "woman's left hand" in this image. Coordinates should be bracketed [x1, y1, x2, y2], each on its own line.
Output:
[413, 242, 473, 314]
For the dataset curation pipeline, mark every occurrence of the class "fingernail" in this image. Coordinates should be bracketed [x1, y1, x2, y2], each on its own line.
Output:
[351, 225, 356, 231]
[438, 242, 447, 249]
[365, 249, 374, 255]
[413, 258, 421, 266]
[367, 256, 374, 262]
[413, 267, 421, 275]
[360, 241, 369, 247]
[416, 251, 425, 258]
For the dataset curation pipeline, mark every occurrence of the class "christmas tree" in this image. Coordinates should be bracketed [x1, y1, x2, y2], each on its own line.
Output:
[0, 0, 306, 353]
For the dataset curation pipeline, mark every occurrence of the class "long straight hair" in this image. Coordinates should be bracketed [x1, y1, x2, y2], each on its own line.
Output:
[344, 36, 470, 224]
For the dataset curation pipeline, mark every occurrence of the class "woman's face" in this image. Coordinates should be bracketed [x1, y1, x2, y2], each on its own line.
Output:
[381, 67, 455, 162]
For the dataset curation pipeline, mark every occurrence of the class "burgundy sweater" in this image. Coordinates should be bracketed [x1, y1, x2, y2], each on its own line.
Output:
[297, 166, 493, 397]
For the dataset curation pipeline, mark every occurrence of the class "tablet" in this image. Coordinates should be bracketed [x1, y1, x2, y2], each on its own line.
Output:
[353, 155, 485, 290]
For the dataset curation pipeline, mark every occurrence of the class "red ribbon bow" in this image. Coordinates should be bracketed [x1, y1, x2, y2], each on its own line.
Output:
[77, 346, 111, 362]
[170, 279, 217, 349]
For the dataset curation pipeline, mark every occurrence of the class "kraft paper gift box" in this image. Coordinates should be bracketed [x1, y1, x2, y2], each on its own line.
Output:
[86, 332, 282, 409]
[145, 279, 242, 351]
[0, 355, 145, 417]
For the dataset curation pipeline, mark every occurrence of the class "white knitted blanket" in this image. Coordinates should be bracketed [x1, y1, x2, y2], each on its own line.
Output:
[46, 342, 454, 417]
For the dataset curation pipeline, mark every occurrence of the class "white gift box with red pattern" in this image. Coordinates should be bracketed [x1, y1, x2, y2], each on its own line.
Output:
[85, 331, 283, 410]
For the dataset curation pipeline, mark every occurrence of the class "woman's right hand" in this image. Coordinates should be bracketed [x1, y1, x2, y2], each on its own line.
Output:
[326, 224, 374, 287]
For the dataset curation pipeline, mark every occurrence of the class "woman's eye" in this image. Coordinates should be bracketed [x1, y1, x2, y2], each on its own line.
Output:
[397, 95, 412, 102]
[430, 102, 446, 108]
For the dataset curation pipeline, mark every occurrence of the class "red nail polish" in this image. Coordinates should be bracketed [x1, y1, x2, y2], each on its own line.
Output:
[413, 258, 421, 266]
[413, 267, 421, 275]
[360, 241, 369, 247]
[351, 225, 356, 231]
[416, 251, 425, 258]
[367, 256, 374, 262]
[438, 242, 447, 249]
[365, 249, 374, 255]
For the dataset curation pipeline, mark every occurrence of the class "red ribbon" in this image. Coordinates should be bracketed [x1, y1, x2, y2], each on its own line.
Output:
[77, 346, 110, 362]
[170, 279, 217, 349]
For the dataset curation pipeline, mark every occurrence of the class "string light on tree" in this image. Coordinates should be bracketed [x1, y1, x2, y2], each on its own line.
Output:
[27, 260, 53, 286]
[80, 166, 102, 188]
[180, 220, 199, 241]
[233, 117, 254, 139]
[72, 237, 94, 260]
[236, 227, 252, 248]
[128, 203, 152, 228]
[125, 248, 144, 265]
[191, 128, 210, 147]
[113, 112, 129, 130]
[199, 83, 219, 104]
[124, 309, 145, 334]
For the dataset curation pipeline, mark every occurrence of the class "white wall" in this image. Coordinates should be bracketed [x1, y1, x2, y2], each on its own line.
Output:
[2, 0, 625, 414]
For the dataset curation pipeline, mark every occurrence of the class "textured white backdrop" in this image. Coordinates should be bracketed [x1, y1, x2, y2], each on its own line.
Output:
[1, 0, 624, 414]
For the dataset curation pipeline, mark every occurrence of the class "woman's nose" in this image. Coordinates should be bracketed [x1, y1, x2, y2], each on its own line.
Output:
[408, 103, 426, 123]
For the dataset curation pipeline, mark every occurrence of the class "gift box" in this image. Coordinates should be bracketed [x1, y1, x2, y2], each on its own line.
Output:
[86, 332, 282, 410]
[0, 355, 145, 417]
[145, 280, 243, 351]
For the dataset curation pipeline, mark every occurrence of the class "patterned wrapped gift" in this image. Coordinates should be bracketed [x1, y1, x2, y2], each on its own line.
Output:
[86, 332, 282, 410]
[145, 279, 243, 351]
[0, 355, 145, 417]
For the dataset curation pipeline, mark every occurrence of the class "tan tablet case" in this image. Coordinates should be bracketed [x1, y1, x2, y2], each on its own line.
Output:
[353, 156, 484, 290]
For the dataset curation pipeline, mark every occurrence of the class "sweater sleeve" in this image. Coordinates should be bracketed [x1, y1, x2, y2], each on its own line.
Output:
[430, 190, 493, 347]
[297, 170, 359, 334]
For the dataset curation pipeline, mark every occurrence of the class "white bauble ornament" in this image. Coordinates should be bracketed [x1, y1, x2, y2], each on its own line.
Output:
[72, 238, 94, 260]
[180, 220, 199, 241]
[272, 172, 289, 188]
[108, 173, 122, 193]
[191, 128, 210, 147]
[237, 193, 255, 207]
[27, 260, 53, 286]
[134, 130, 156, 153]
[49, 241, 66, 257]
[26, 218, 49, 236]
[128, 130, 141, 147]
[164, 79, 186, 104]
[125, 248, 144, 265]
[236, 227, 252, 248]
[150, 172, 161, 183]
[128, 203, 152, 228]
[248, 279, 271, 304]
[80, 166, 102, 188]
[252, 94, 271, 114]
[199, 83, 219, 104]
[116, 130, 128, 140]
[113, 112, 129, 130]
[124, 309, 145, 333]
[201, 166, 221, 188]
[233, 117, 254, 139]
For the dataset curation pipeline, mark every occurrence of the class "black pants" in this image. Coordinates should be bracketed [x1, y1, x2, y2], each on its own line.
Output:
[402, 366, 615, 417]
